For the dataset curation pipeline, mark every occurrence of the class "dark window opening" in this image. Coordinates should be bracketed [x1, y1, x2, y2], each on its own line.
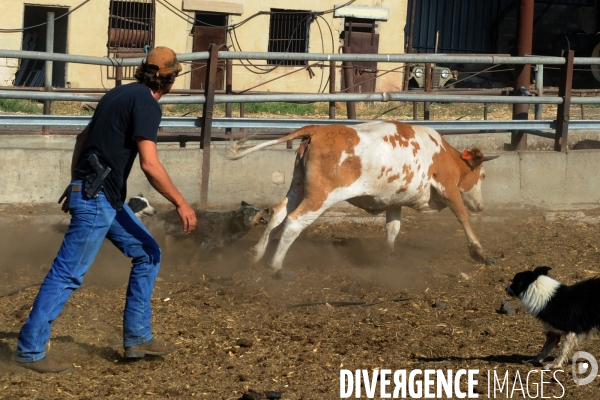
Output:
[15, 5, 69, 87]
[343, 17, 376, 34]
[194, 12, 227, 28]
[108, 0, 155, 80]
[267, 9, 311, 66]
[190, 13, 227, 90]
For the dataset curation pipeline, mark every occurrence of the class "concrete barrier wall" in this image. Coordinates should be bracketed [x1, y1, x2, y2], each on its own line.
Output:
[2, 136, 600, 209]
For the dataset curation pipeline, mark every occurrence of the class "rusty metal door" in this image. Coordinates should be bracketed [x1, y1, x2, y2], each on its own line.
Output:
[343, 23, 379, 93]
[191, 26, 226, 90]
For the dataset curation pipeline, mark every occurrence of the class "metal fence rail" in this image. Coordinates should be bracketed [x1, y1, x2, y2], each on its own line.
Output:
[4, 48, 600, 66]
[3, 115, 599, 132]
[0, 90, 570, 104]
[0, 49, 584, 66]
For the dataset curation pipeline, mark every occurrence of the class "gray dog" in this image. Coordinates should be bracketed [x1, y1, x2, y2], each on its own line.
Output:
[128, 196, 269, 253]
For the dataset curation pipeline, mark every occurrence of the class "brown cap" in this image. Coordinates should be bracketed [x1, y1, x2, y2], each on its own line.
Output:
[145, 46, 182, 76]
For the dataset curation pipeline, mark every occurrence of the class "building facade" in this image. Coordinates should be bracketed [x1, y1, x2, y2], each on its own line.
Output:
[0, 0, 406, 92]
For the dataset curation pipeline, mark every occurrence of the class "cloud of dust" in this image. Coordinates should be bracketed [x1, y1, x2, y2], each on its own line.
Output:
[0, 210, 476, 298]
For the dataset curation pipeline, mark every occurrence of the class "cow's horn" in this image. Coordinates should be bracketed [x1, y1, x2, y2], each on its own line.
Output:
[482, 155, 499, 162]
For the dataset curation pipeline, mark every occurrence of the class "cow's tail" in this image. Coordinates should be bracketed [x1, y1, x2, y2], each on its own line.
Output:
[226, 125, 319, 160]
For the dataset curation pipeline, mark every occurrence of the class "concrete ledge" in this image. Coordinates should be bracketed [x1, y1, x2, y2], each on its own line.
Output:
[2, 136, 600, 209]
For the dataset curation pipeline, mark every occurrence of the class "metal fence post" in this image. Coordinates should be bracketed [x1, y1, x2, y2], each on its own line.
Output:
[225, 59, 232, 135]
[342, 47, 356, 119]
[424, 63, 432, 120]
[511, 0, 534, 150]
[329, 61, 336, 119]
[199, 44, 221, 206]
[42, 12, 54, 135]
[554, 50, 574, 152]
[115, 65, 123, 86]
[534, 64, 543, 120]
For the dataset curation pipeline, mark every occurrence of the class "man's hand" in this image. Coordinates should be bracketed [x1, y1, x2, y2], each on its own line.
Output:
[58, 185, 70, 213]
[136, 137, 197, 233]
[177, 203, 197, 233]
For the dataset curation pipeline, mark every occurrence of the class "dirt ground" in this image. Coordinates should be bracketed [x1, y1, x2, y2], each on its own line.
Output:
[1, 204, 600, 399]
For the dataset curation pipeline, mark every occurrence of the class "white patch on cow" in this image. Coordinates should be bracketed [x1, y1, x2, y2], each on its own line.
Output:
[336, 149, 351, 170]
[460, 171, 485, 212]
[520, 275, 561, 316]
[343, 123, 445, 213]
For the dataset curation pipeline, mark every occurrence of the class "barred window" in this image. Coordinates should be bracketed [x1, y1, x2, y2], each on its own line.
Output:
[108, 0, 155, 80]
[267, 9, 311, 66]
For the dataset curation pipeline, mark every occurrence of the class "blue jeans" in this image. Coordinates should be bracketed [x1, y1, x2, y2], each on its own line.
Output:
[16, 180, 161, 362]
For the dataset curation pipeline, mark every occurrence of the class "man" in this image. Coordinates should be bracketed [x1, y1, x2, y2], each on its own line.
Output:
[15, 46, 197, 374]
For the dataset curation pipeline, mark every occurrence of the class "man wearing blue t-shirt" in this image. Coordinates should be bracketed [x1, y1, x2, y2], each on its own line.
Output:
[15, 46, 197, 373]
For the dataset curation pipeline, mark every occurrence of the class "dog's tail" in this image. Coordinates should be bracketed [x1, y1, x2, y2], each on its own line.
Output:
[226, 125, 324, 160]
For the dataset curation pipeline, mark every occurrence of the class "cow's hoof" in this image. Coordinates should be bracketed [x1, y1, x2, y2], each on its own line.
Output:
[485, 256, 499, 266]
[244, 249, 261, 265]
[272, 269, 299, 281]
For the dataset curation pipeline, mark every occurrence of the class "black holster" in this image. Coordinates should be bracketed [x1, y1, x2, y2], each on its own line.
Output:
[83, 154, 111, 198]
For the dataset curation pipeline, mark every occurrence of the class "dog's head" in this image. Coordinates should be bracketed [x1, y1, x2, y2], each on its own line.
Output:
[506, 266, 560, 316]
[127, 193, 157, 218]
[235, 201, 269, 230]
[506, 266, 552, 297]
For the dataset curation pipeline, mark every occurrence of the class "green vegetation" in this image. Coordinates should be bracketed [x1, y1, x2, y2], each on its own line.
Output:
[0, 99, 42, 114]
[2, 97, 595, 121]
[231, 102, 321, 116]
[163, 102, 324, 117]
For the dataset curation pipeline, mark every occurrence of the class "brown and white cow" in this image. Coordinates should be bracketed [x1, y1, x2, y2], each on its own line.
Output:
[228, 121, 498, 270]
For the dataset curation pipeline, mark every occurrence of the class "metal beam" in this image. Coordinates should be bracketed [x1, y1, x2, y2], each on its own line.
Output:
[0, 49, 209, 66]
[555, 50, 575, 152]
[511, 0, 534, 151]
[0, 90, 574, 105]
[199, 44, 221, 206]
[43, 12, 54, 135]
[3, 115, 600, 131]
[2, 48, 600, 67]
[0, 49, 578, 66]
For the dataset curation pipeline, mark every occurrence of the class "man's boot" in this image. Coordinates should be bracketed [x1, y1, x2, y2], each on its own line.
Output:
[124, 338, 176, 358]
[16, 357, 73, 374]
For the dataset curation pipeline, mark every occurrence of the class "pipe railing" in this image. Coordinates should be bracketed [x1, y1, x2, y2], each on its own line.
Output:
[2, 115, 599, 132]
[4, 48, 600, 66]
[0, 90, 574, 104]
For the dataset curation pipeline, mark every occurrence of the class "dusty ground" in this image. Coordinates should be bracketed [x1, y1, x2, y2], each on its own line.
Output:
[1, 204, 600, 399]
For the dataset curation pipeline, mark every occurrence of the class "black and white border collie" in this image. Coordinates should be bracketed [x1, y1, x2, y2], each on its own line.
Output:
[506, 266, 600, 368]
[127, 193, 157, 218]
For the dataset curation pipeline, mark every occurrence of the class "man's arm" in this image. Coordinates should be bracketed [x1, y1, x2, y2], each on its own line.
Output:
[70, 125, 89, 179]
[58, 125, 90, 212]
[136, 137, 197, 233]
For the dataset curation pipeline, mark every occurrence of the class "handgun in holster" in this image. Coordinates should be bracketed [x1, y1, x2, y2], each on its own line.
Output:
[84, 154, 111, 199]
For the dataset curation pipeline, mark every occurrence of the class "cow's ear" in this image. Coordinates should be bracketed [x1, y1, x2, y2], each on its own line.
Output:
[533, 266, 552, 276]
[461, 148, 484, 169]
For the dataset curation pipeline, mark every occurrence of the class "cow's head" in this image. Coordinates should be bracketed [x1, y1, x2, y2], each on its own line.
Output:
[458, 148, 499, 212]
